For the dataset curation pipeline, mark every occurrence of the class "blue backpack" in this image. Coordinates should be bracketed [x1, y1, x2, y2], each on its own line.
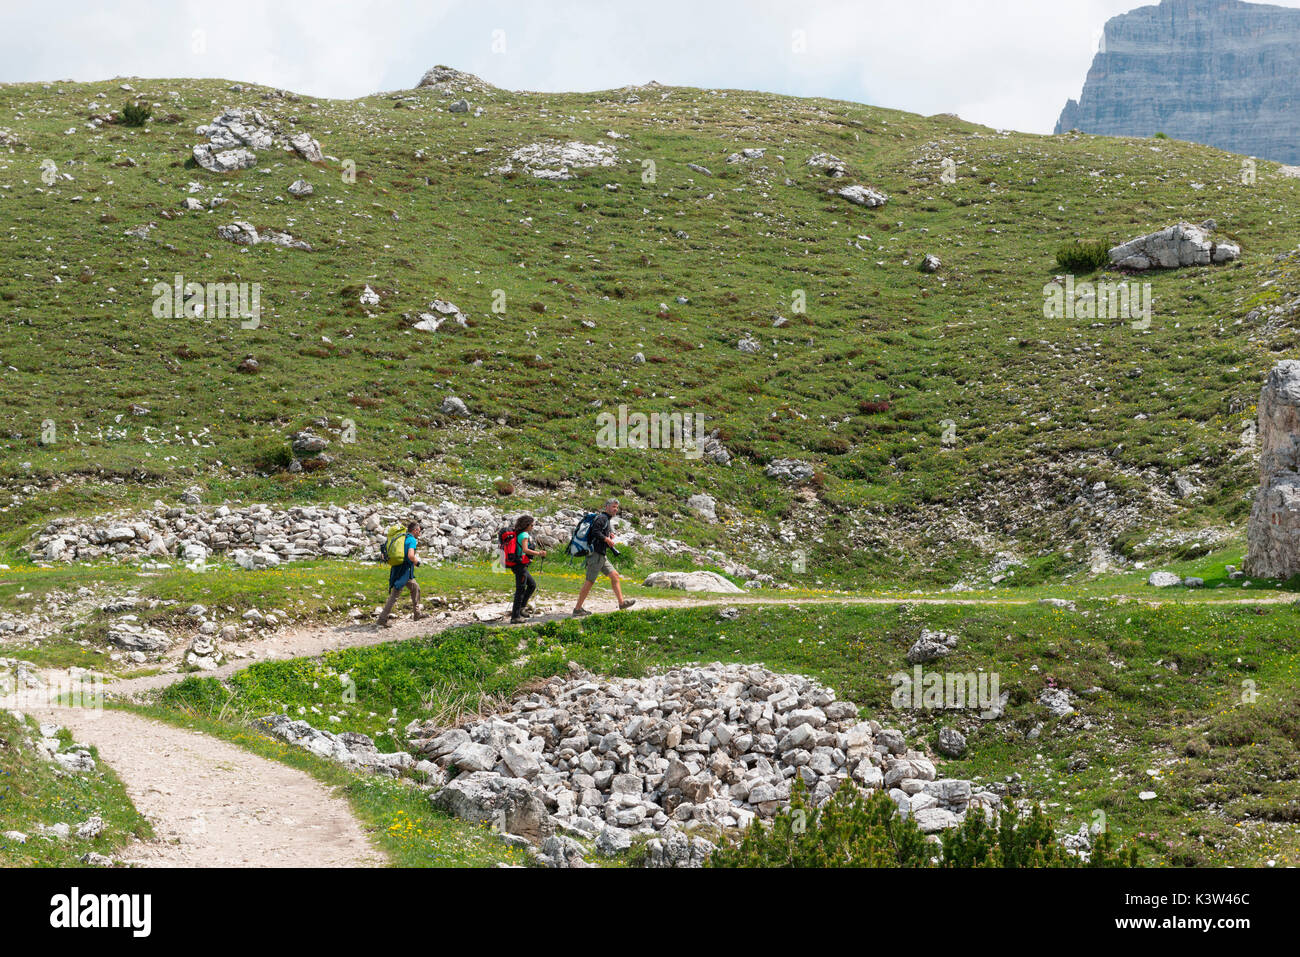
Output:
[567, 513, 597, 557]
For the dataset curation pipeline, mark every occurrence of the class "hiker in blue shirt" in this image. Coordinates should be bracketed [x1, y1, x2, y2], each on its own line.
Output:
[378, 521, 424, 628]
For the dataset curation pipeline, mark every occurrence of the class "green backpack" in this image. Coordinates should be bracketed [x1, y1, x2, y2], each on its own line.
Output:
[384, 527, 409, 566]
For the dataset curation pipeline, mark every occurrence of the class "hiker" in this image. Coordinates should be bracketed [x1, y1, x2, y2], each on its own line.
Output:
[572, 498, 636, 617]
[378, 521, 423, 628]
[504, 515, 546, 623]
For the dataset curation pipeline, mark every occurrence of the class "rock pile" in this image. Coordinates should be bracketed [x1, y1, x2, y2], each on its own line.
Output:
[405, 662, 993, 865]
[1108, 221, 1240, 270]
[29, 500, 754, 580]
[1246, 359, 1300, 578]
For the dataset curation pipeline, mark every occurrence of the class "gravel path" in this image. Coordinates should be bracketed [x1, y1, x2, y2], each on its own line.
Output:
[21, 705, 384, 867]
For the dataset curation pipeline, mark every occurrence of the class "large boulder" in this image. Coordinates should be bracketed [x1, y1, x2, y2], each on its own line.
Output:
[1245, 360, 1300, 578]
[1108, 222, 1239, 270]
[430, 771, 554, 843]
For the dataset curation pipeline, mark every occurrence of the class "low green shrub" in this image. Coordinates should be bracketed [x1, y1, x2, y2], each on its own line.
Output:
[1054, 240, 1112, 273]
[707, 778, 1138, 868]
[120, 103, 151, 127]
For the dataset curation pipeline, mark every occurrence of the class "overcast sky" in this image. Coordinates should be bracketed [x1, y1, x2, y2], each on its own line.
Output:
[3, 0, 1297, 133]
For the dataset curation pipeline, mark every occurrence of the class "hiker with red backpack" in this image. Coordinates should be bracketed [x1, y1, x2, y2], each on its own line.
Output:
[500, 515, 546, 624]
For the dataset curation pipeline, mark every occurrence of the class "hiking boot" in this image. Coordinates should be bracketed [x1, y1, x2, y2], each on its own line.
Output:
[412, 611, 426, 622]
[378, 617, 391, 629]
[572, 607, 591, 618]
[510, 616, 526, 624]
[619, 599, 637, 610]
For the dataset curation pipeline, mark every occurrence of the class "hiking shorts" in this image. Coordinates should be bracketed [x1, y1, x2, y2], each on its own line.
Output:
[584, 551, 615, 583]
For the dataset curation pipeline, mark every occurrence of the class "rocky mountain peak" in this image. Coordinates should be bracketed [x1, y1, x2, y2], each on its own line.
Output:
[1056, 0, 1300, 163]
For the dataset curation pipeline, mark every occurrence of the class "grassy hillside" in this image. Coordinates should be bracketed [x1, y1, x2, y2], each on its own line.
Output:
[3, 72, 1300, 581]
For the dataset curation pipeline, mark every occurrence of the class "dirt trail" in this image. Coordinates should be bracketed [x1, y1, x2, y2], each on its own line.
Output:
[66, 588, 1298, 699]
[21, 705, 384, 867]
[96, 592, 1035, 697]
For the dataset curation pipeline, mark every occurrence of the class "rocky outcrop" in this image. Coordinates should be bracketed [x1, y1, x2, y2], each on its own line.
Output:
[1109, 222, 1239, 270]
[1056, 0, 1300, 165]
[1245, 360, 1300, 578]
[192, 108, 326, 173]
[416, 65, 497, 94]
[489, 141, 618, 181]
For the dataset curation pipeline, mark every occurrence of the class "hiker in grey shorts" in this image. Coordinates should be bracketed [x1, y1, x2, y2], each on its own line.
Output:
[572, 498, 636, 617]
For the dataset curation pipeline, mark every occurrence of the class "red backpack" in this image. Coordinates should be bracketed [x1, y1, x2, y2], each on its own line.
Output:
[499, 528, 528, 567]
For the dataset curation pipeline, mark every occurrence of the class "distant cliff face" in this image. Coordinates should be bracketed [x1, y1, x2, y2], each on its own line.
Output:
[1056, 0, 1300, 164]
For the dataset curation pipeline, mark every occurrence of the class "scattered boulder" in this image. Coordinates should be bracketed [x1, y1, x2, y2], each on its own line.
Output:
[1038, 687, 1075, 718]
[410, 298, 468, 331]
[907, 629, 958, 664]
[936, 727, 967, 758]
[192, 108, 273, 171]
[193, 145, 257, 173]
[764, 459, 815, 483]
[686, 493, 717, 523]
[1147, 571, 1181, 588]
[806, 152, 847, 177]
[257, 716, 414, 777]
[288, 132, 323, 163]
[835, 184, 888, 208]
[217, 221, 259, 246]
[290, 430, 330, 456]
